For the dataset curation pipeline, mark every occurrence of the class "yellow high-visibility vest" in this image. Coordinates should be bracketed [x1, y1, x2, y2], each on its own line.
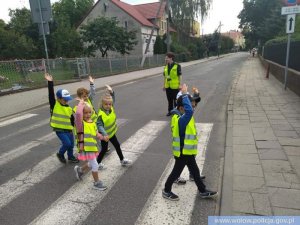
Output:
[171, 114, 198, 157]
[164, 64, 180, 89]
[81, 120, 98, 152]
[50, 101, 73, 130]
[73, 99, 97, 123]
[98, 107, 117, 138]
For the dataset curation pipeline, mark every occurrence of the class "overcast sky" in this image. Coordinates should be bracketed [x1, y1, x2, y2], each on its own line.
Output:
[0, 0, 243, 34]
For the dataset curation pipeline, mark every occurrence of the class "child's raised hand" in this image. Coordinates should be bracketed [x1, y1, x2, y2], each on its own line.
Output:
[181, 83, 188, 94]
[44, 73, 53, 81]
[192, 87, 199, 94]
[105, 84, 113, 93]
[89, 75, 94, 84]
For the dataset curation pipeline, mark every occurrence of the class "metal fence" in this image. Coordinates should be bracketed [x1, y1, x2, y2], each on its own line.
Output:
[263, 41, 300, 71]
[0, 54, 166, 95]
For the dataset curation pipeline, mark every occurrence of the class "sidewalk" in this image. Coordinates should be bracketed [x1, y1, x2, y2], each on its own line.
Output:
[222, 57, 300, 216]
[0, 57, 218, 119]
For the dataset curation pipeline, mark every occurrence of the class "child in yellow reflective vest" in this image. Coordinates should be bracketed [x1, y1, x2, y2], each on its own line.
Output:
[96, 85, 132, 169]
[162, 84, 218, 201]
[74, 100, 107, 190]
[45, 73, 79, 164]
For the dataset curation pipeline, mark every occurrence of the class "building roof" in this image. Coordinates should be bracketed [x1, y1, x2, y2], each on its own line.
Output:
[133, 2, 166, 19]
[111, 0, 155, 27]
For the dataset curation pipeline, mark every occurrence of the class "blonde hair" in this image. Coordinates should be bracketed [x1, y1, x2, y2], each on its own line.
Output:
[99, 92, 113, 108]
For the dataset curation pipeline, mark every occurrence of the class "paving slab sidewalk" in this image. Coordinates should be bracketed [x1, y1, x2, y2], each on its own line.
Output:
[222, 57, 300, 216]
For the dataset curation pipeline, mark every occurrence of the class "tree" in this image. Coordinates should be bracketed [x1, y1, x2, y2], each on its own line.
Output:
[52, 0, 94, 27]
[154, 35, 164, 54]
[80, 17, 137, 57]
[169, 0, 212, 43]
[0, 20, 37, 60]
[50, 0, 94, 57]
[238, 0, 285, 49]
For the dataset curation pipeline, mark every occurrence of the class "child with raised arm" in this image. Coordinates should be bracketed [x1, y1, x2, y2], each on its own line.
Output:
[74, 100, 107, 190]
[162, 84, 217, 201]
[45, 73, 79, 164]
[74, 75, 98, 123]
[96, 85, 132, 169]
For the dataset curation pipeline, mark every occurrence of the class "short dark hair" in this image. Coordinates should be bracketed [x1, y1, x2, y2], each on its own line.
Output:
[166, 52, 175, 59]
[176, 95, 193, 107]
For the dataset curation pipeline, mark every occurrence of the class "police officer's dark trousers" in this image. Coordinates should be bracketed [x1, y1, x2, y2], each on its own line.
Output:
[164, 155, 206, 193]
[166, 88, 179, 113]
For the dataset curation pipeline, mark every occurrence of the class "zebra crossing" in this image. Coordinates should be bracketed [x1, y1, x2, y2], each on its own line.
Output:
[0, 113, 214, 225]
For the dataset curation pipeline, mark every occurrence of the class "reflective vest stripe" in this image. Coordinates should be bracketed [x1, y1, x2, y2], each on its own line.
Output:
[81, 121, 98, 152]
[164, 64, 180, 89]
[171, 115, 198, 157]
[98, 107, 118, 138]
[50, 101, 73, 130]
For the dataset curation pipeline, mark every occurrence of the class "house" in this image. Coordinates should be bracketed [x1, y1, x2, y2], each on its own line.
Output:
[78, 0, 171, 57]
[222, 30, 245, 50]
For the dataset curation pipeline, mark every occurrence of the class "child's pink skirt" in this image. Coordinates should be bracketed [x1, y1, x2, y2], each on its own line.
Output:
[77, 151, 99, 161]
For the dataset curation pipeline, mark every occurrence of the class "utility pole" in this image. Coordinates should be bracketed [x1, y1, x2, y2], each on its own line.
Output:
[166, 0, 170, 52]
[217, 21, 223, 57]
[140, 0, 164, 67]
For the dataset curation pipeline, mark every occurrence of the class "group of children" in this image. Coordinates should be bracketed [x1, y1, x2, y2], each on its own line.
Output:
[45, 72, 217, 200]
[45, 73, 131, 190]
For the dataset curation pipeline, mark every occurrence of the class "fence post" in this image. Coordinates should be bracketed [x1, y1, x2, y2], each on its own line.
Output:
[125, 55, 128, 72]
[109, 58, 112, 74]
[266, 63, 270, 79]
[86, 57, 90, 75]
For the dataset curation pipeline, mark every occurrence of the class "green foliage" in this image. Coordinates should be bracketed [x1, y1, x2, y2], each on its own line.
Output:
[154, 35, 165, 54]
[170, 0, 212, 43]
[52, 0, 94, 27]
[80, 17, 137, 57]
[238, 0, 285, 49]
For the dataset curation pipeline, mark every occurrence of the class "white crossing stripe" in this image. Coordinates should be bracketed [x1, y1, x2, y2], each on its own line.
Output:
[0, 133, 55, 167]
[30, 120, 168, 225]
[0, 113, 38, 127]
[0, 119, 128, 167]
[0, 119, 129, 209]
[135, 123, 213, 225]
[0, 154, 63, 209]
[0, 119, 49, 142]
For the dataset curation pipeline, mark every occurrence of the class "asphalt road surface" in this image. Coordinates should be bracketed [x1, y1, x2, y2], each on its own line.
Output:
[0, 52, 248, 225]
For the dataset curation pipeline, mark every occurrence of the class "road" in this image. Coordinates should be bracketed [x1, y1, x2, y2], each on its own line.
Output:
[0, 52, 248, 225]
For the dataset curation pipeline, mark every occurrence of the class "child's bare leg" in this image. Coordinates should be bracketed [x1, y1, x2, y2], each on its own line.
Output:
[92, 171, 99, 182]
[81, 162, 90, 173]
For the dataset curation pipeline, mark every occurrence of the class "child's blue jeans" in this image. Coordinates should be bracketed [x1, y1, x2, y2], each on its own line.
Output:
[55, 131, 74, 159]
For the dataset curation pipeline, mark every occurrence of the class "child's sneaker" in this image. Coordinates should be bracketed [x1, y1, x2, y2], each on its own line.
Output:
[174, 177, 187, 185]
[74, 166, 83, 180]
[199, 190, 218, 199]
[68, 156, 79, 163]
[162, 189, 179, 201]
[56, 153, 66, 163]
[189, 174, 205, 181]
[93, 181, 107, 191]
[98, 163, 106, 170]
[120, 158, 132, 166]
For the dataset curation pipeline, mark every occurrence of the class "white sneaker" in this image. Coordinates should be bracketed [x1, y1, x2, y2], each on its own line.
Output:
[93, 181, 107, 191]
[74, 165, 83, 180]
[98, 163, 106, 170]
[120, 158, 132, 166]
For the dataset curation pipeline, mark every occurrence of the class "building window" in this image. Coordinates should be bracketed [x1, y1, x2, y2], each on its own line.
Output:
[124, 21, 128, 31]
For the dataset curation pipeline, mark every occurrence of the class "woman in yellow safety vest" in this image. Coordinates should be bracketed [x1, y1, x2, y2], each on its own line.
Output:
[163, 52, 182, 116]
